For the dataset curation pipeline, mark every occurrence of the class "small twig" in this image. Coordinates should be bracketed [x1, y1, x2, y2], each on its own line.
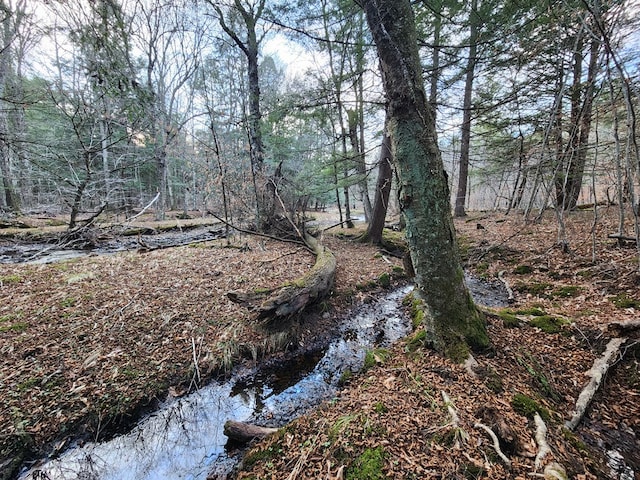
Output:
[126, 192, 160, 222]
[474, 423, 511, 468]
[209, 212, 311, 252]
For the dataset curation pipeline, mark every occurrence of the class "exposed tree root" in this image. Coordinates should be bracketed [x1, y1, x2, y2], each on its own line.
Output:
[441, 391, 468, 448]
[565, 337, 626, 431]
[474, 422, 511, 468]
[497, 270, 515, 302]
[533, 413, 551, 470]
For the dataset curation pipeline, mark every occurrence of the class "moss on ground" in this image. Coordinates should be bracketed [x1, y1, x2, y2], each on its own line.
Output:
[611, 293, 640, 309]
[551, 285, 582, 298]
[498, 311, 520, 328]
[345, 446, 386, 480]
[511, 393, 550, 422]
[377, 272, 391, 288]
[530, 315, 567, 334]
[513, 265, 533, 274]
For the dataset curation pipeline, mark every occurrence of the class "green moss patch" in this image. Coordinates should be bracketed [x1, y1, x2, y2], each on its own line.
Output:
[511, 393, 550, 422]
[529, 315, 567, 334]
[391, 265, 405, 277]
[346, 446, 386, 480]
[377, 272, 391, 288]
[515, 282, 552, 297]
[405, 329, 427, 352]
[404, 292, 426, 328]
[0, 322, 28, 333]
[551, 285, 582, 298]
[498, 311, 520, 328]
[513, 265, 533, 274]
[373, 402, 388, 414]
[0, 274, 22, 284]
[363, 350, 376, 370]
[611, 294, 640, 309]
[513, 307, 546, 316]
[242, 437, 284, 469]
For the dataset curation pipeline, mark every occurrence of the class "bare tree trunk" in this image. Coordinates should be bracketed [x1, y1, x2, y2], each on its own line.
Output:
[429, 5, 441, 119]
[0, 3, 20, 213]
[608, 63, 626, 237]
[565, 31, 600, 210]
[0, 144, 20, 212]
[506, 132, 527, 215]
[362, 132, 393, 244]
[343, 180, 354, 228]
[454, 0, 479, 218]
[348, 108, 372, 222]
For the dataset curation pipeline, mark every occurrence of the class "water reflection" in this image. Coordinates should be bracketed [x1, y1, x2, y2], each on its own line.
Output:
[24, 384, 254, 480]
[20, 279, 506, 480]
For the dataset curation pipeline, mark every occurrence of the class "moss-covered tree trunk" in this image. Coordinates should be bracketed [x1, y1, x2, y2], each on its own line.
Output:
[362, 0, 488, 360]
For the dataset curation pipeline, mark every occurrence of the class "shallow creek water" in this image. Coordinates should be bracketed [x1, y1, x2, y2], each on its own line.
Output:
[18, 278, 508, 480]
[0, 226, 225, 264]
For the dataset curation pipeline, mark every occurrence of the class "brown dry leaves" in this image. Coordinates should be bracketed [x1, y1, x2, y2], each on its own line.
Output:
[237, 208, 639, 480]
[0, 232, 401, 462]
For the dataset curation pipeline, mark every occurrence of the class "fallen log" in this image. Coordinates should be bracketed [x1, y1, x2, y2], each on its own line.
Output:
[565, 337, 626, 431]
[608, 320, 640, 337]
[0, 219, 31, 229]
[223, 420, 278, 443]
[228, 233, 336, 327]
[607, 233, 637, 244]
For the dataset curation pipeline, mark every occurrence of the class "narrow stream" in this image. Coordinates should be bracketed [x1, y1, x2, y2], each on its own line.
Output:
[0, 226, 225, 264]
[19, 279, 508, 480]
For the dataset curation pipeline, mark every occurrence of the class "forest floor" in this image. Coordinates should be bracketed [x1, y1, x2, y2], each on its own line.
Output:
[1, 207, 639, 480]
[233, 207, 640, 480]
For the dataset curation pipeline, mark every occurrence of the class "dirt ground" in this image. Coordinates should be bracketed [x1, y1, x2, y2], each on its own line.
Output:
[1, 207, 639, 480]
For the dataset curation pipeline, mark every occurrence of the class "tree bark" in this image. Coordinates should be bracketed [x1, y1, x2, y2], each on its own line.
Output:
[348, 108, 372, 222]
[210, 0, 273, 227]
[362, 0, 488, 360]
[0, 5, 20, 213]
[454, 0, 479, 218]
[224, 420, 278, 443]
[361, 132, 393, 245]
[565, 31, 600, 210]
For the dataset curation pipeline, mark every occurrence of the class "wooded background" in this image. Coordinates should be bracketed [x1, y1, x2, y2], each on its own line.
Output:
[0, 0, 638, 234]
